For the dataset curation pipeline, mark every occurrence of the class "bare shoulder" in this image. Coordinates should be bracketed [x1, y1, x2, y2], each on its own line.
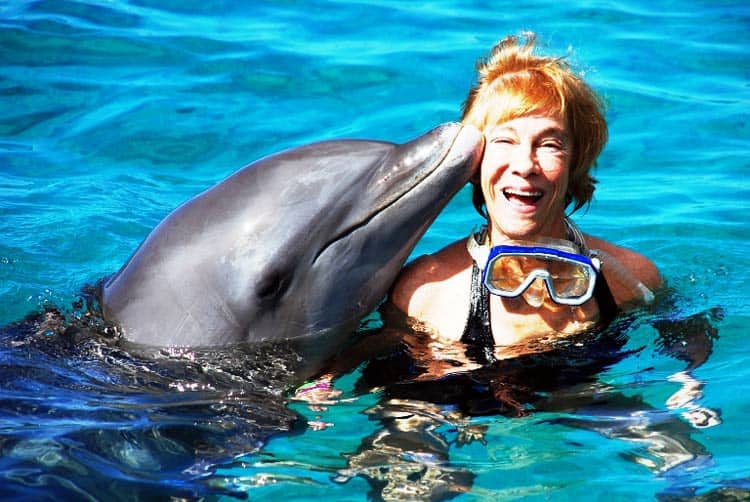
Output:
[389, 238, 473, 339]
[584, 234, 663, 291]
[389, 253, 443, 313]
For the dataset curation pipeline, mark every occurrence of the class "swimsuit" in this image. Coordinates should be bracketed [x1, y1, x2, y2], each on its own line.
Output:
[355, 227, 627, 413]
[360, 267, 623, 415]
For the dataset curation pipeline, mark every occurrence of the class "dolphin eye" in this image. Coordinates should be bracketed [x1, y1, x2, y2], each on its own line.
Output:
[256, 270, 289, 301]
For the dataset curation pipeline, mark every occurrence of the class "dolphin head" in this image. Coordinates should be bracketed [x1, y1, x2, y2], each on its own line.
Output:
[243, 122, 484, 341]
[102, 123, 483, 347]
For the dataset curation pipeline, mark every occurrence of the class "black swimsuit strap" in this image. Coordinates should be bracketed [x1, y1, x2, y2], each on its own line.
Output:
[461, 262, 496, 364]
[593, 272, 618, 327]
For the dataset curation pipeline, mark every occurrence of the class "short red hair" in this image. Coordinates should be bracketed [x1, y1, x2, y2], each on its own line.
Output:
[462, 33, 608, 214]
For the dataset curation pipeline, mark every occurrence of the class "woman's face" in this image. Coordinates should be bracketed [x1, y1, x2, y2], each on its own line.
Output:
[480, 114, 571, 242]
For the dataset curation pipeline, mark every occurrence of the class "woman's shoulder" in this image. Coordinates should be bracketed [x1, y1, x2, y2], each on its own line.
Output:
[389, 238, 473, 339]
[584, 234, 663, 298]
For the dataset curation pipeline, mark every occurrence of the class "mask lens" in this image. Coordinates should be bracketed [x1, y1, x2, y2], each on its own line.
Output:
[548, 261, 594, 298]
[486, 255, 548, 294]
[484, 247, 596, 304]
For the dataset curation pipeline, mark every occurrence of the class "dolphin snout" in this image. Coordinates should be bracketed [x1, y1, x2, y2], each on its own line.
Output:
[443, 122, 484, 177]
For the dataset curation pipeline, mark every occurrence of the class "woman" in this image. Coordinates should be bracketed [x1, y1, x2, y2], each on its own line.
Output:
[296, 33, 665, 401]
[390, 33, 662, 350]
[294, 37, 711, 497]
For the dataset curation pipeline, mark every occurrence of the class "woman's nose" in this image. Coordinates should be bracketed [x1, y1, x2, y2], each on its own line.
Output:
[509, 144, 536, 176]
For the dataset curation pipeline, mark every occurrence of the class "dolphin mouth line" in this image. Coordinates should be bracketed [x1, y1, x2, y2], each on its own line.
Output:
[312, 125, 463, 264]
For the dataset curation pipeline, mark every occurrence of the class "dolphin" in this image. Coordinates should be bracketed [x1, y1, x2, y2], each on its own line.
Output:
[100, 122, 483, 347]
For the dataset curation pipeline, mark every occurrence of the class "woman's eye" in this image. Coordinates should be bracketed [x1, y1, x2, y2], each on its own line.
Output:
[491, 137, 515, 145]
[539, 141, 565, 152]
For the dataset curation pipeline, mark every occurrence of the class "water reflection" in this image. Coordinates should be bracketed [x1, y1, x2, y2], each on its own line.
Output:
[335, 399, 476, 500]
[0, 293, 723, 500]
[301, 306, 722, 500]
[0, 303, 305, 499]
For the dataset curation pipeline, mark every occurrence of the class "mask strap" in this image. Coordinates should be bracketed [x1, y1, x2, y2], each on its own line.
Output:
[466, 226, 489, 269]
[564, 217, 589, 253]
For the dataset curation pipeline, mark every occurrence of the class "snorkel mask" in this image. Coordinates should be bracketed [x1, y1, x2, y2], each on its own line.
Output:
[467, 231, 601, 308]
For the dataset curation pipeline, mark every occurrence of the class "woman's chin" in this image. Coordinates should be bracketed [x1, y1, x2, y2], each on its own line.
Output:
[490, 215, 564, 241]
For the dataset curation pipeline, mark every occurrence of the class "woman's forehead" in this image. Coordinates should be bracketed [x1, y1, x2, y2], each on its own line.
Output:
[479, 95, 565, 127]
[488, 114, 565, 129]
[484, 114, 568, 138]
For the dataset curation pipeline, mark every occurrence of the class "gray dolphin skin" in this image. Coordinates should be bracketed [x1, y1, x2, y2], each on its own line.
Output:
[101, 122, 483, 347]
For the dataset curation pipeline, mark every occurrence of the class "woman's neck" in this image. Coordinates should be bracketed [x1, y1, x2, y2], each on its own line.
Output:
[488, 218, 568, 244]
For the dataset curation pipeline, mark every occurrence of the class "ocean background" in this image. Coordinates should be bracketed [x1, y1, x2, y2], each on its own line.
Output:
[1, 0, 748, 499]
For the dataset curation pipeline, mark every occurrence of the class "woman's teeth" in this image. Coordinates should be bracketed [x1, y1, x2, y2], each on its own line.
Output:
[503, 188, 543, 204]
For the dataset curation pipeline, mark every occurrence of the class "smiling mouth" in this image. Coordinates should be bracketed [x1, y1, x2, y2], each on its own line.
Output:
[503, 188, 543, 205]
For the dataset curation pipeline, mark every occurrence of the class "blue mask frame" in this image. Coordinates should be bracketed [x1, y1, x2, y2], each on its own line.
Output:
[479, 243, 600, 306]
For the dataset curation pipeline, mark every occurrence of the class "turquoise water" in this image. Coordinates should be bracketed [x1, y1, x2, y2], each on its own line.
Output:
[1, 0, 748, 500]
